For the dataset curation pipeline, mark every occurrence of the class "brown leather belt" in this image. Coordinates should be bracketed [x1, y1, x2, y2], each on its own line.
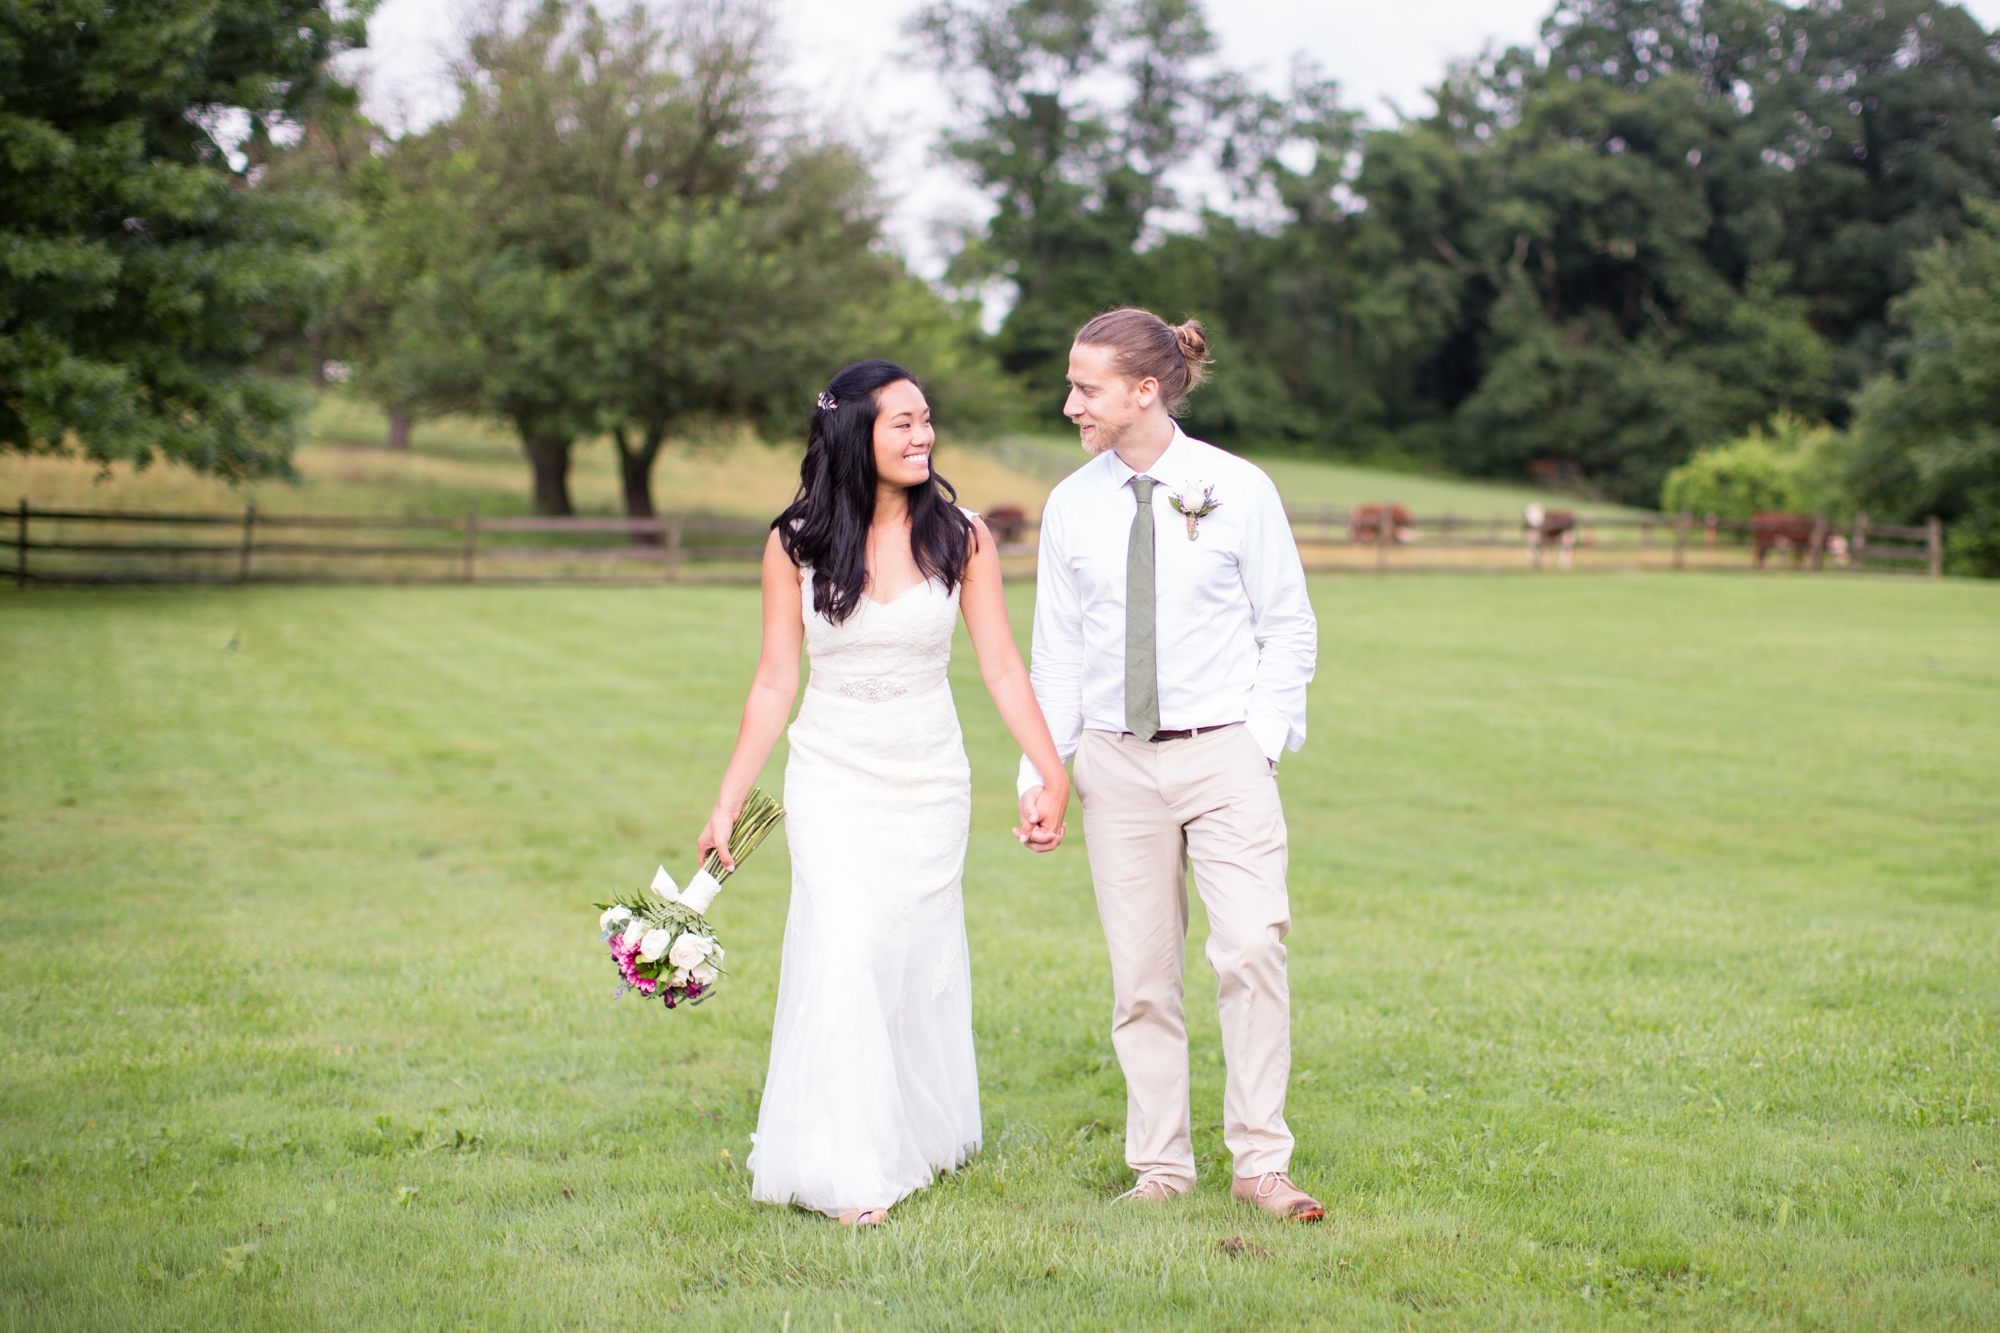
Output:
[1144, 722, 1242, 743]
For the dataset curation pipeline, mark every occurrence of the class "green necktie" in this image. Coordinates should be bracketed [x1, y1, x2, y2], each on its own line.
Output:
[1125, 476, 1159, 739]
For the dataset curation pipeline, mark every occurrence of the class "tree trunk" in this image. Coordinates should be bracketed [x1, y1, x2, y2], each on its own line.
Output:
[522, 432, 573, 516]
[614, 424, 666, 545]
[387, 413, 412, 450]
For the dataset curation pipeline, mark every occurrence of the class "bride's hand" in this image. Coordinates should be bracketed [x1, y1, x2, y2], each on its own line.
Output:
[695, 800, 740, 871]
[1014, 779, 1070, 853]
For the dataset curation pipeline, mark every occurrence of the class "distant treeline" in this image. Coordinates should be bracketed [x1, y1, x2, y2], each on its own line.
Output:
[4, 0, 1999, 570]
[916, 0, 2000, 569]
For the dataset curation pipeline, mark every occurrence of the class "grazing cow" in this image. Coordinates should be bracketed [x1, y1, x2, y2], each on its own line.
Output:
[982, 505, 1028, 545]
[1750, 513, 1848, 569]
[1523, 503, 1577, 570]
[1349, 504, 1414, 544]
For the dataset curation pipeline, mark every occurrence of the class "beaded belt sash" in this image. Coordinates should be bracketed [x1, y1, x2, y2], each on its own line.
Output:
[808, 666, 949, 702]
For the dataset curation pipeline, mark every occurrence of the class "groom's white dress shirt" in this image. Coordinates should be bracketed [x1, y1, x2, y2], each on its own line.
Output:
[1018, 426, 1318, 795]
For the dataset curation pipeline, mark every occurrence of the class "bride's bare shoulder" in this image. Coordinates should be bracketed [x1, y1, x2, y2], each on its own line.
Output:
[763, 529, 804, 583]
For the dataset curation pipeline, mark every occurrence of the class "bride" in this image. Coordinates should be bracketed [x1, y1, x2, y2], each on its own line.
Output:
[697, 359, 1071, 1227]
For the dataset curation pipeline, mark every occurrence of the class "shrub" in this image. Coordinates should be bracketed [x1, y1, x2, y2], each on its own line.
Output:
[1660, 414, 1849, 520]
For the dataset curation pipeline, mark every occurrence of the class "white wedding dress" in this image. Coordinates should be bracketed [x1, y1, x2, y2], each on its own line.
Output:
[748, 567, 981, 1215]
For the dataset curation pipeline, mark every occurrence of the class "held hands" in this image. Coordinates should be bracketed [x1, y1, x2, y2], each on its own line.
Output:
[1013, 778, 1070, 853]
[695, 799, 742, 872]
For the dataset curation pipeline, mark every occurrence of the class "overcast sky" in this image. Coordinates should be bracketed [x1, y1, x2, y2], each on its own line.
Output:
[349, 0, 2000, 276]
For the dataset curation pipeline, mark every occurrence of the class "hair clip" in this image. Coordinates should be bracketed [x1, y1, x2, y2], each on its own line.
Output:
[816, 391, 837, 411]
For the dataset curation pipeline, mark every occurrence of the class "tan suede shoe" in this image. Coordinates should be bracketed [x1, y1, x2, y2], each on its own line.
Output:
[1114, 1176, 1187, 1203]
[1231, 1171, 1324, 1221]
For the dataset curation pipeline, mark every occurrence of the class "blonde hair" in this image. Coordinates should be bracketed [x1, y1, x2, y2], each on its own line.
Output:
[1074, 308, 1211, 415]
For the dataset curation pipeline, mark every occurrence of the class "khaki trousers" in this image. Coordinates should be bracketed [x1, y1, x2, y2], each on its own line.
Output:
[1074, 724, 1294, 1187]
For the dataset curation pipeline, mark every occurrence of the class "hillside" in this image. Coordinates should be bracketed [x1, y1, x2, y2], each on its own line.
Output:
[1, 393, 1640, 523]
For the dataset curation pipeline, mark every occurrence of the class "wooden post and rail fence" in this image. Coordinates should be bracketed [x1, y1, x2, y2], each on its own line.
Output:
[6, 500, 1946, 587]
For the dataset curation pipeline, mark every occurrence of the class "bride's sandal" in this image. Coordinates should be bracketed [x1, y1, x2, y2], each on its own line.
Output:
[837, 1208, 889, 1227]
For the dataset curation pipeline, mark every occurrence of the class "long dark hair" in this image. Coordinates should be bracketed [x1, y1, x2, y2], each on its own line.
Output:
[775, 359, 976, 625]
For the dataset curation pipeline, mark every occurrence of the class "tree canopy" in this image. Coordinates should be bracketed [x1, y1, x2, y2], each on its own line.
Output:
[350, 0, 984, 516]
[921, 0, 2000, 506]
[1848, 197, 2000, 573]
[0, 0, 370, 478]
[10, 0, 1999, 563]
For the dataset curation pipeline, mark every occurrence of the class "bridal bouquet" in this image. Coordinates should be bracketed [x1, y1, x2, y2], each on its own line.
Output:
[595, 788, 785, 1010]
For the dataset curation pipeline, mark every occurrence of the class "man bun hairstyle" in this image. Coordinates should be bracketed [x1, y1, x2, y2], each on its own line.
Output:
[1074, 308, 1212, 415]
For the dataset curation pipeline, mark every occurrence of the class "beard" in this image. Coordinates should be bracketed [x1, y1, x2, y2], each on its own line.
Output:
[1078, 414, 1130, 456]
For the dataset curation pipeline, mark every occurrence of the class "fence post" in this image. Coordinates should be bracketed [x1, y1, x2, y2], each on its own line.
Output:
[666, 513, 684, 583]
[1375, 503, 1389, 574]
[237, 502, 256, 583]
[1852, 512, 1869, 570]
[1808, 514, 1828, 572]
[1703, 511, 1718, 551]
[14, 498, 25, 588]
[1673, 508, 1690, 569]
[462, 508, 479, 584]
[1927, 516, 1943, 578]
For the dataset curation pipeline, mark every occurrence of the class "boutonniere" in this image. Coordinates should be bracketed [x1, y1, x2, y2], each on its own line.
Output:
[1167, 482, 1220, 540]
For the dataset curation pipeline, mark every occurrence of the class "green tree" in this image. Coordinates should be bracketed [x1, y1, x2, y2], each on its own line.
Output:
[1353, 0, 2000, 500]
[254, 104, 433, 445]
[386, 0, 962, 518]
[576, 11, 896, 524]
[0, 0, 371, 478]
[379, 1, 660, 514]
[1447, 0, 2000, 380]
[913, 0, 1233, 387]
[1849, 198, 2000, 575]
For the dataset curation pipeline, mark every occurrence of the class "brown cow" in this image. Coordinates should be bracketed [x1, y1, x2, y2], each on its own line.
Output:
[982, 505, 1028, 545]
[1750, 512, 1849, 569]
[1751, 512, 1814, 568]
[1349, 504, 1414, 544]
[1523, 503, 1577, 570]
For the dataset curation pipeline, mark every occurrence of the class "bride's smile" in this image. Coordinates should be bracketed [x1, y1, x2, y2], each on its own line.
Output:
[873, 379, 935, 488]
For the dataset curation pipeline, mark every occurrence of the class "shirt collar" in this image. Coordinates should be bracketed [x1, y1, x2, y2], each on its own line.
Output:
[1101, 423, 1192, 493]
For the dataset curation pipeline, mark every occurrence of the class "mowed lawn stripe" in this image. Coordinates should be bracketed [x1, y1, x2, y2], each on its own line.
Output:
[0, 576, 1994, 1330]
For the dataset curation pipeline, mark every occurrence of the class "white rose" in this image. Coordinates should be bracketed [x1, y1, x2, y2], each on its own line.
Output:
[668, 967, 690, 988]
[620, 919, 648, 948]
[667, 933, 714, 969]
[599, 906, 632, 932]
[690, 963, 719, 987]
[638, 928, 674, 962]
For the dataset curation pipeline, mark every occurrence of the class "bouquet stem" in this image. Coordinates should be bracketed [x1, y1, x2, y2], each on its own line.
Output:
[702, 787, 784, 884]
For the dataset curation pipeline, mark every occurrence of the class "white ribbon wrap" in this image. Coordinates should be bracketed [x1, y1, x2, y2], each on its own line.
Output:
[650, 865, 680, 902]
[679, 868, 723, 915]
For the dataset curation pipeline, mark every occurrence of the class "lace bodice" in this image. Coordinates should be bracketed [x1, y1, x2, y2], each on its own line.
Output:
[801, 568, 958, 684]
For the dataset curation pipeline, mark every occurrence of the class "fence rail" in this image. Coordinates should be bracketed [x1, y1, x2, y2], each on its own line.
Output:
[6, 499, 1943, 586]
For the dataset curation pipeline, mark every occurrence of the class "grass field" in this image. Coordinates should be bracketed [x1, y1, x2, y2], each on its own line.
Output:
[3, 576, 1996, 1330]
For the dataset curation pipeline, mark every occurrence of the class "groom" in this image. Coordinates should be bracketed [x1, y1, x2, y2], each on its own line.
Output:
[1017, 309, 1322, 1221]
